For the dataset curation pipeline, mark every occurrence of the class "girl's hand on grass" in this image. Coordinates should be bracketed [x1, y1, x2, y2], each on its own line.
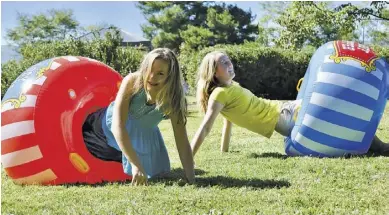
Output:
[185, 174, 195, 185]
[186, 178, 195, 185]
[178, 175, 195, 186]
[131, 166, 148, 186]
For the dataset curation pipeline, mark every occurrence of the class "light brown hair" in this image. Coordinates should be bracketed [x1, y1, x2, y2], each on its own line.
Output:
[133, 48, 187, 123]
[196, 51, 226, 113]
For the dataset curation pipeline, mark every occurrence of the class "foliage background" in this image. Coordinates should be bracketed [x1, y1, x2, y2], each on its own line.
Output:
[2, 2, 389, 99]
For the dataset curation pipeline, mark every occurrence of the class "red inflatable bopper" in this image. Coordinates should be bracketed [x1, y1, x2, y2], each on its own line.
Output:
[1, 56, 132, 185]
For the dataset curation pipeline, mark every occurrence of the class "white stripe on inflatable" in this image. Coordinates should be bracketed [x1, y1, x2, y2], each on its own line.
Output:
[1, 120, 35, 141]
[14, 169, 57, 185]
[317, 71, 379, 100]
[371, 71, 383, 81]
[296, 133, 355, 156]
[50, 61, 61, 70]
[62, 56, 80, 62]
[310, 92, 373, 121]
[33, 76, 47, 86]
[323, 55, 382, 80]
[86, 57, 98, 62]
[20, 95, 37, 109]
[1, 95, 37, 113]
[302, 114, 365, 142]
[1, 145, 42, 168]
[326, 44, 334, 50]
[372, 60, 385, 80]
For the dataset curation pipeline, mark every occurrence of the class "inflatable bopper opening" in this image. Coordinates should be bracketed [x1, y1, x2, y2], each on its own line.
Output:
[285, 41, 389, 157]
[1, 56, 132, 185]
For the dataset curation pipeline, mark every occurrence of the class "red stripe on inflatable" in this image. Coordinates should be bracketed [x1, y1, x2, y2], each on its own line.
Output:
[4, 157, 48, 179]
[40, 69, 55, 79]
[1, 108, 34, 126]
[26, 84, 42, 96]
[1, 135, 38, 155]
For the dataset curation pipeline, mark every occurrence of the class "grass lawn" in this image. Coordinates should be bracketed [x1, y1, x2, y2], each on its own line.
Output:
[2, 97, 389, 215]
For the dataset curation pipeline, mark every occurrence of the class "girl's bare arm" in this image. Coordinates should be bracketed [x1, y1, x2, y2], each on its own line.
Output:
[191, 99, 224, 157]
[111, 73, 145, 173]
[171, 114, 195, 183]
[221, 118, 232, 152]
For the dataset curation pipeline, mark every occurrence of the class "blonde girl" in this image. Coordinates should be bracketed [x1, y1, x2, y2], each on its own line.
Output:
[191, 51, 389, 158]
[83, 48, 195, 185]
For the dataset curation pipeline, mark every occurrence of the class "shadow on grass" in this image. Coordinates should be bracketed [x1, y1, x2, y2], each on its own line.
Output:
[150, 168, 207, 182]
[344, 151, 389, 158]
[227, 150, 241, 153]
[151, 168, 290, 189]
[248, 152, 288, 159]
[62, 180, 131, 188]
[248, 152, 387, 159]
[187, 111, 199, 118]
[193, 176, 290, 189]
[61, 168, 207, 188]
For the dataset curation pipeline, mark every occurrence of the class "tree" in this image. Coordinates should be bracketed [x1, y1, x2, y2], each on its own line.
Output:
[333, 1, 389, 21]
[256, 15, 280, 46]
[366, 8, 389, 46]
[259, 1, 389, 49]
[6, 9, 79, 45]
[81, 23, 111, 34]
[180, 25, 214, 50]
[256, 2, 288, 46]
[206, 7, 238, 44]
[333, 1, 389, 45]
[275, 2, 358, 49]
[137, 2, 257, 51]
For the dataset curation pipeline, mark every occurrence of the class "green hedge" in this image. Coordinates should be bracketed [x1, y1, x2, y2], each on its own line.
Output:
[1, 59, 37, 98]
[1, 32, 145, 98]
[19, 36, 145, 76]
[2, 39, 389, 100]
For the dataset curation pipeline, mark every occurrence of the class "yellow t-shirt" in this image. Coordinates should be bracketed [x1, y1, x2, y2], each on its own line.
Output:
[210, 81, 281, 138]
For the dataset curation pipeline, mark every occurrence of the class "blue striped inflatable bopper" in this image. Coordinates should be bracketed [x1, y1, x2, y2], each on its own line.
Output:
[285, 41, 389, 157]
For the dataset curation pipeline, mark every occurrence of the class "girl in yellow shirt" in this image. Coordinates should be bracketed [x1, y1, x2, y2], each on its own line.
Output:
[190, 51, 389, 157]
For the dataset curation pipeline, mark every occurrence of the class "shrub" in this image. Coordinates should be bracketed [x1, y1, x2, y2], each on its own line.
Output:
[1, 31, 145, 98]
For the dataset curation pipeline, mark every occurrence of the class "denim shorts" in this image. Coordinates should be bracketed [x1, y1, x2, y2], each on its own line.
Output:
[275, 100, 302, 137]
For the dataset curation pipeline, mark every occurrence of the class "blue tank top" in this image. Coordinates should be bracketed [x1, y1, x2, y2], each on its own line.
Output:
[101, 88, 170, 178]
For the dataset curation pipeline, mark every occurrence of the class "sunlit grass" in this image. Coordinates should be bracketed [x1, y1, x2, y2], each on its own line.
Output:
[2, 97, 388, 214]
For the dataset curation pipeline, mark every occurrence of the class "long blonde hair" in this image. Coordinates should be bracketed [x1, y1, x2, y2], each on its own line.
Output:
[196, 51, 226, 113]
[133, 48, 187, 124]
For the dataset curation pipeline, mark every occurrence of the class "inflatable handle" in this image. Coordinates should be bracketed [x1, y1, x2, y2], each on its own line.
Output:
[69, 153, 90, 174]
[296, 78, 303, 92]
